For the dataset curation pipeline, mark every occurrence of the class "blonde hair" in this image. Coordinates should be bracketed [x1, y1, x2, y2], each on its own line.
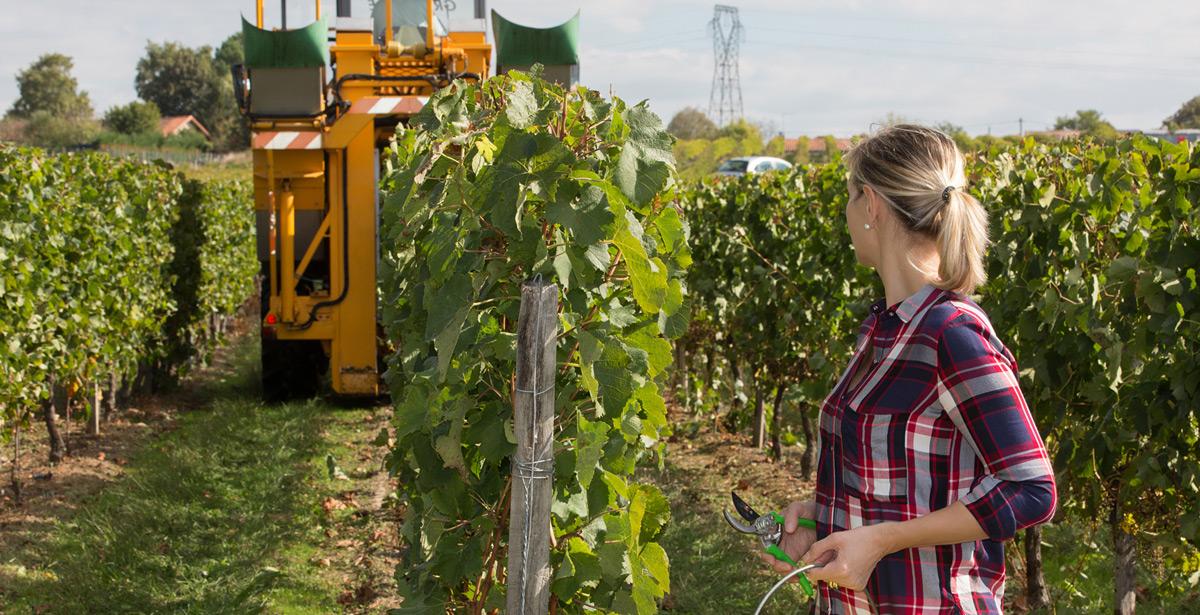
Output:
[844, 124, 989, 295]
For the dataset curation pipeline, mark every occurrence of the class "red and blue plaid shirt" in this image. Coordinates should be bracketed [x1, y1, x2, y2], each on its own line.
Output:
[814, 283, 1057, 614]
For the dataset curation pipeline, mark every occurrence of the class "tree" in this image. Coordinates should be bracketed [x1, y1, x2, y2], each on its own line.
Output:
[135, 42, 220, 119]
[764, 135, 786, 157]
[935, 121, 978, 152]
[7, 53, 93, 120]
[24, 110, 100, 147]
[667, 106, 717, 140]
[1163, 95, 1200, 130]
[1054, 109, 1119, 140]
[212, 32, 244, 76]
[103, 100, 161, 135]
[790, 135, 810, 165]
[135, 37, 247, 151]
[206, 33, 249, 151]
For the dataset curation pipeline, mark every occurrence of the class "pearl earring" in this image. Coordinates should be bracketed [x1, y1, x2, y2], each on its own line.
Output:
[864, 223, 871, 230]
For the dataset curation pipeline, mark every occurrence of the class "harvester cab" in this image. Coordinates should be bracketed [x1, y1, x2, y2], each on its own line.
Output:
[234, 0, 491, 401]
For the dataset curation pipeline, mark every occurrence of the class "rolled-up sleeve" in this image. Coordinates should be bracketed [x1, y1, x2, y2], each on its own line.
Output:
[936, 312, 1057, 542]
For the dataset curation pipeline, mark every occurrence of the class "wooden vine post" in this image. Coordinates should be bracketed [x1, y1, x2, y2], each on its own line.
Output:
[88, 381, 101, 436]
[506, 279, 557, 615]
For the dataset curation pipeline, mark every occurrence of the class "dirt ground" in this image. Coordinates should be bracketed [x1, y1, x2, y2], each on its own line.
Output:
[661, 407, 816, 515]
[320, 407, 405, 613]
[0, 370, 197, 563]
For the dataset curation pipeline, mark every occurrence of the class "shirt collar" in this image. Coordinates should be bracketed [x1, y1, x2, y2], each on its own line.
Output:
[871, 283, 941, 323]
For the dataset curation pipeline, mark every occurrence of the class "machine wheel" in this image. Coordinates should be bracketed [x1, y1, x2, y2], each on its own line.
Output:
[261, 338, 328, 403]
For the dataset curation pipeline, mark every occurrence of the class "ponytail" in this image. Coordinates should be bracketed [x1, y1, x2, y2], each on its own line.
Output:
[934, 189, 989, 295]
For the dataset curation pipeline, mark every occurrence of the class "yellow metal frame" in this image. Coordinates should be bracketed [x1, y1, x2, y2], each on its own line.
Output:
[249, 0, 492, 396]
[256, 0, 321, 28]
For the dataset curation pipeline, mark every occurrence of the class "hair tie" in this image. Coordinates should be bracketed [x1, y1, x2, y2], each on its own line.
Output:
[941, 186, 956, 203]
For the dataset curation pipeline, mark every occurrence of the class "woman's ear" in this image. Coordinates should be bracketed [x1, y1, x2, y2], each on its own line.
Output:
[863, 185, 881, 226]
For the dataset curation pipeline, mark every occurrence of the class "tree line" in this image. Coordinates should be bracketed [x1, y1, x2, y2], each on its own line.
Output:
[1, 33, 248, 152]
[665, 98, 1200, 180]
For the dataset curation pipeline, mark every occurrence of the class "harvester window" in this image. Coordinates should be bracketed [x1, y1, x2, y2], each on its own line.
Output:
[372, 0, 448, 45]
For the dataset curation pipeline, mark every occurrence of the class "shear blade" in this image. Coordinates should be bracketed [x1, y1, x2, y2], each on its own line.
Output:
[730, 491, 760, 523]
[723, 509, 758, 534]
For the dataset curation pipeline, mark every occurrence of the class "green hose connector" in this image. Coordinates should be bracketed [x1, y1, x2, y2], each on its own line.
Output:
[763, 544, 814, 597]
[764, 512, 818, 597]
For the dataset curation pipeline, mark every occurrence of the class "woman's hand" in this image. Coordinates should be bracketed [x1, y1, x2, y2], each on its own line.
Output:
[757, 500, 817, 574]
[801, 522, 896, 591]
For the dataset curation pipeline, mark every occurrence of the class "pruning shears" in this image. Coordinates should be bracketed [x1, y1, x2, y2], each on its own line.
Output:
[723, 491, 820, 598]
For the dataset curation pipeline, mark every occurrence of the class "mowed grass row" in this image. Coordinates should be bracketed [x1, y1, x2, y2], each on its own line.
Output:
[2, 336, 377, 614]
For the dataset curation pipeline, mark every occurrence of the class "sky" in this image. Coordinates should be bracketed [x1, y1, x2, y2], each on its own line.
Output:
[1, 0, 1198, 137]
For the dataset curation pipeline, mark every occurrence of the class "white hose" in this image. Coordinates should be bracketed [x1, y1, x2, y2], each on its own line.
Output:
[754, 564, 822, 615]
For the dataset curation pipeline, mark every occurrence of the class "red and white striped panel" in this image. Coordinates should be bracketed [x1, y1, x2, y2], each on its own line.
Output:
[252, 131, 323, 150]
[347, 96, 429, 115]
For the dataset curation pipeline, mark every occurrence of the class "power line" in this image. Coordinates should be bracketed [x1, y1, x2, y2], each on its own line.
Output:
[749, 24, 1200, 64]
[600, 29, 709, 51]
[708, 5, 744, 127]
[741, 39, 1200, 80]
[738, 6, 1199, 44]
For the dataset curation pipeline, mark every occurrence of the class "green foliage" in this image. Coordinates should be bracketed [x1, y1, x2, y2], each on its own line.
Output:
[681, 136, 1200, 606]
[678, 164, 879, 438]
[103, 100, 162, 136]
[135, 36, 246, 152]
[136, 42, 221, 119]
[790, 136, 810, 165]
[1054, 109, 1120, 140]
[973, 135, 1200, 559]
[5, 53, 93, 120]
[96, 129, 169, 149]
[21, 110, 101, 148]
[0, 145, 256, 444]
[379, 72, 689, 613]
[671, 121, 769, 182]
[716, 119, 763, 147]
[665, 107, 716, 140]
[763, 135, 786, 158]
[162, 178, 258, 371]
[213, 32, 245, 75]
[935, 121, 979, 152]
[1164, 95, 1200, 131]
[164, 129, 212, 152]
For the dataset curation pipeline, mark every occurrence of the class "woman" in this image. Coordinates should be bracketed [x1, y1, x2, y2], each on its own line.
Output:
[762, 125, 1057, 614]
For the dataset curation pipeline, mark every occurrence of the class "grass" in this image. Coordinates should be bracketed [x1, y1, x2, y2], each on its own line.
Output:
[179, 157, 252, 183]
[1, 335, 379, 614]
[647, 459, 812, 613]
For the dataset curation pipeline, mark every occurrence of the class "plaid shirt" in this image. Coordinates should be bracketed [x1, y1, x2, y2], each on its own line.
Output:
[814, 283, 1057, 614]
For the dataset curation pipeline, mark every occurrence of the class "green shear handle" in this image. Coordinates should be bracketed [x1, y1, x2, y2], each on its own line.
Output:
[723, 492, 821, 598]
[763, 511, 818, 597]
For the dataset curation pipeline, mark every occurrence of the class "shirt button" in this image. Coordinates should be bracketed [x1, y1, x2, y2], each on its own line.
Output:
[887, 310, 896, 317]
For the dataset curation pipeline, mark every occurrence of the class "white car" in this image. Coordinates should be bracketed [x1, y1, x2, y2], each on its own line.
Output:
[715, 156, 793, 177]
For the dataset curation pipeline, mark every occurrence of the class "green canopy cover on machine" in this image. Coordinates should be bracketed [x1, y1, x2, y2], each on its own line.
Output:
[490, 10, 580, 69]
[242, 16, 329, 68]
